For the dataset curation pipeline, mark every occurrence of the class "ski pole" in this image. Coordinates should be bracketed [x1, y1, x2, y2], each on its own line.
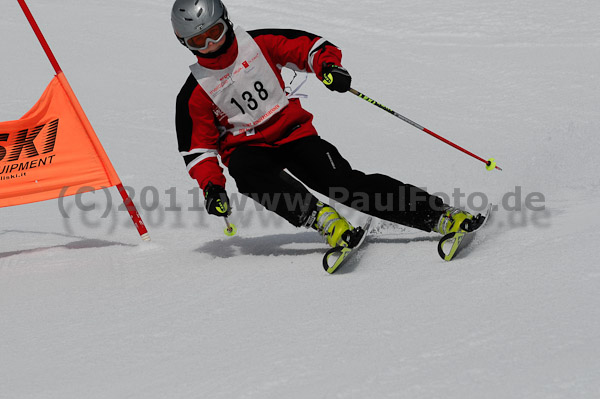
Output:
[224, 217, 237, 237]
[349, 88, 502, 171]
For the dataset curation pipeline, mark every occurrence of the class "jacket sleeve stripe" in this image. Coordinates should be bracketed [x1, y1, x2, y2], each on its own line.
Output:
[180, 148, 218, 156]
[308, 38, 329, 73]
[186, 152, 219, 172]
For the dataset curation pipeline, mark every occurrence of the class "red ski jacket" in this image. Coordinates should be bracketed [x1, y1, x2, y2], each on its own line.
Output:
[175, 28, 344, 191]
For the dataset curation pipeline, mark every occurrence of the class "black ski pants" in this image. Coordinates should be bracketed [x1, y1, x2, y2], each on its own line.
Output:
[227, 136, 445, 232]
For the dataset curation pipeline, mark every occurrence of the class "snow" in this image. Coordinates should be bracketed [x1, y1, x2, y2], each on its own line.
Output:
[1, 0, 600, 397]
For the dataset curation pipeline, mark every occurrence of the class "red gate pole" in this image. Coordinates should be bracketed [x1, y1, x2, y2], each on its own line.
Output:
[17, 0, 150, 241]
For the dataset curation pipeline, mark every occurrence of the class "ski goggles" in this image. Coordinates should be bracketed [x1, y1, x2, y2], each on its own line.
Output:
[184, 19, 228, 51]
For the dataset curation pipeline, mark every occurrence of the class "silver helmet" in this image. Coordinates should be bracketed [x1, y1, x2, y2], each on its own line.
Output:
[171, 0, 229, 48]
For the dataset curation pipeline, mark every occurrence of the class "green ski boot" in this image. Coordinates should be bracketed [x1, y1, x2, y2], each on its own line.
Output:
[312, 202, 355, 248]
[434, 206, 474, 236]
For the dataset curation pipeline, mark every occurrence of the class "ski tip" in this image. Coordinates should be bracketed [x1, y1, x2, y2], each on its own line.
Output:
[437, 232, 456, 261]
[323, 246, 346, 273]
[322, 217, 374, 274]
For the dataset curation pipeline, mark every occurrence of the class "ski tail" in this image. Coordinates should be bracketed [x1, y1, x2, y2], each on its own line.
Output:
[323, 246, 352, 274]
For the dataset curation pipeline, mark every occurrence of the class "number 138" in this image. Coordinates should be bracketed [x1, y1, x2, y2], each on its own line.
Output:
[230, 81, 269, 114]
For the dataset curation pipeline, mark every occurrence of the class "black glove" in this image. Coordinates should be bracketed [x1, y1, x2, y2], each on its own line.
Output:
[204, 183, 232, 217]
[321, 63, 352, 93]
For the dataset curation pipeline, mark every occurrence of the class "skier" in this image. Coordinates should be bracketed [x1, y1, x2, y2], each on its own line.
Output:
[172, 0, 473, 250]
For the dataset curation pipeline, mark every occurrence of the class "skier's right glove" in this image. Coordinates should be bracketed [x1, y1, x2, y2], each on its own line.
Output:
[204, 183, 232, 217]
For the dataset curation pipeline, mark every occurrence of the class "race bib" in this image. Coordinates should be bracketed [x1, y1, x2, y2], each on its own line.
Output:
[190, 27, 289, 136]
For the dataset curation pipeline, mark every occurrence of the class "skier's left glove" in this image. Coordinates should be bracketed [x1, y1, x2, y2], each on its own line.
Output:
[321, 63, 352, 93]
[204, 183, 232, 217]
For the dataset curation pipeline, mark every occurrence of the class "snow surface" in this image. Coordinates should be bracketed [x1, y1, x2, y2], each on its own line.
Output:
[2, 0, 600, 398]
